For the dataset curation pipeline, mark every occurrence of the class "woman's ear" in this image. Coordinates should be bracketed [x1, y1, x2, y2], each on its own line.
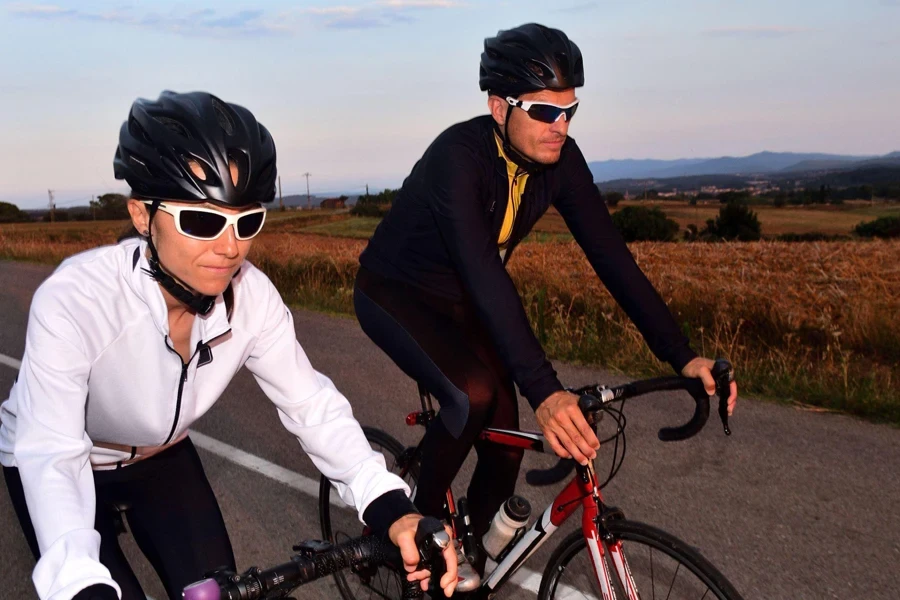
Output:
[127, 199, 150, 236]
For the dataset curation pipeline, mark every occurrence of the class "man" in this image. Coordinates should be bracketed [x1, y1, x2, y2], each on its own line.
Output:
[353, 23, 738, 589]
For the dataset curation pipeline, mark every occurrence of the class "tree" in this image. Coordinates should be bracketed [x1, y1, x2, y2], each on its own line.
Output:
[611, 206, 679, 242]
[717, 190, 751, 204]
[0, 201, 30, 223]
[603, 191, 624, 207]
[351, 188, 399, 217]
[705, 201, 762, 241]
[854, 216, 900, 239]
[90, 194, 129, 220]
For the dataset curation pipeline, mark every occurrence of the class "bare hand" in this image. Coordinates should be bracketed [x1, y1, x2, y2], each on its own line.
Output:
[388, 514, 458, 597]
[681, 357, 738, 415]
[535, 390, 600, 465]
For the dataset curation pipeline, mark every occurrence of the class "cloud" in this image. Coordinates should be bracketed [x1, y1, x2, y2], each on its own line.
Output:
[7, 3, 73, 16]
[8, 2, 467, 34]
[7, 3, 288, 37]
[553, 2, 599, 12]
[296, 0, 466, 30]
[701, 26, 813, 39]
[377, 0, 466, 6]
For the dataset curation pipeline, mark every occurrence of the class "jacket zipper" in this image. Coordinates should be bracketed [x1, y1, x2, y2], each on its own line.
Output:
[161, 329, 232, 445]
[503, 168, 529, 264]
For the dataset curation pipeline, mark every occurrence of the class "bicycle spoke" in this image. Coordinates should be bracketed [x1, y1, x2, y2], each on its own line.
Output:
[664, 562, 682, 600]
[543, 526, 740, 600]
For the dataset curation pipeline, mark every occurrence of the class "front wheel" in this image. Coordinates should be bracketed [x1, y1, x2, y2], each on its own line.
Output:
[539, 520, 744, 600]
[319, 426, 419, 600]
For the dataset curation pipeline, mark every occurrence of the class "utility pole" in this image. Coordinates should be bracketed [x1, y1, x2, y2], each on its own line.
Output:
[278, 176, 284, 211]
[302, 172, 311, 210]
[48, 190, 55, 223]
[91, 195, 96, 220]
[365, 183, 369, 198]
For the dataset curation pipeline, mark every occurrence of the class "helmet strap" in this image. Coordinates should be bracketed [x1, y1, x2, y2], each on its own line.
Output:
[142, 200, 217, 315]
[498, 105, 543, 174]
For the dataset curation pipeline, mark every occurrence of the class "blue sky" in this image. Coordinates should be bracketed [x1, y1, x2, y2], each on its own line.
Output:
[1, 0, 898, 208]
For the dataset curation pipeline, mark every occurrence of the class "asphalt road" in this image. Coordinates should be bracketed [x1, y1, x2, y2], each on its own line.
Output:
[0, 260, 897, 599]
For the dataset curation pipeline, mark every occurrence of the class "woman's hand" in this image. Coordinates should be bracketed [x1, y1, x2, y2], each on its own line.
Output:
[389, 514, 458, 597]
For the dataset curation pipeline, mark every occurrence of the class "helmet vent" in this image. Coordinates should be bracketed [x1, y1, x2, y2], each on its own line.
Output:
[554, 53, 570, 75]
[212, 97, 236, 136]
[156, 117, 192, 140]
[186, 158, 207, 182]
[128, 116, 153, 145]
[536, 24, 554, 42]
[227, 150, 248, 187]
[527, 60, 547, 78]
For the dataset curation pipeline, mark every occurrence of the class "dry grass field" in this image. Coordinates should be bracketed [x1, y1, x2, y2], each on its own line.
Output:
[2, 206, 898, 423]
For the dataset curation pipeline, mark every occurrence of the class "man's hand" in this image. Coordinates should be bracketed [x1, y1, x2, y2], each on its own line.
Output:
[535, 390, 600, 465]
[681, 357, 738, 415]
[389, 514, 458, 597]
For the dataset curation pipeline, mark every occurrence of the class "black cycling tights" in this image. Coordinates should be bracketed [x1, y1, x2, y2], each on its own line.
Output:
[354, 267, 525, 567]
[4, 438, 235, 600]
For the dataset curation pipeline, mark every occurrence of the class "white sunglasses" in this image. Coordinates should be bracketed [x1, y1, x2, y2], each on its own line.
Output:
[144, 201, 267, 241]
[505, 97, 580, 123]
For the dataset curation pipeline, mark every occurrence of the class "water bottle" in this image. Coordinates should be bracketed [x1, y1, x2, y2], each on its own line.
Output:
[481, 495, 531, 560]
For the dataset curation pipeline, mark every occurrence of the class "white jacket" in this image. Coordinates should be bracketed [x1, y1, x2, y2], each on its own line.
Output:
[0, 238, 408, 600]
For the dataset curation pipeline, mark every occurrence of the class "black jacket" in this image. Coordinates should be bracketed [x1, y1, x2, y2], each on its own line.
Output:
[360, 115, 696, 409]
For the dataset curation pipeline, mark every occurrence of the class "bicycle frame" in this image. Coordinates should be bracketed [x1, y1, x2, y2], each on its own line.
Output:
[406, 385, 637, 600]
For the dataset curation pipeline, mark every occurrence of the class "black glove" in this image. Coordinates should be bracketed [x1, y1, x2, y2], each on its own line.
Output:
[73, 584, 119, 600]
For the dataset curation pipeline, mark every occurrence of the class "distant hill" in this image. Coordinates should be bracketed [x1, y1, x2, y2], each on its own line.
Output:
[806, 164, 900, 187]
[588, 151, 897, 181]
[597, 160, 900, 195]
[279, 193, 371, 208]
[586, 158, 710, 182]
[779, 159, 861, 172]
[598, 174, 751, 194]
[279, 194, 321, 208]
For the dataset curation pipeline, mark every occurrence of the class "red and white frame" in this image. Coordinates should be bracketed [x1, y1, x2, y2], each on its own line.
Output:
[473, 427, 638, 599]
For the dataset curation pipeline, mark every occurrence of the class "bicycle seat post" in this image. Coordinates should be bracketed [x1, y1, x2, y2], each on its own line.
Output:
[417, 382, 434, 413]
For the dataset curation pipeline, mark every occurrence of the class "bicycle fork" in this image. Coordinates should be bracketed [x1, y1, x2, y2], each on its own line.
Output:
[582, 462, 639, 600]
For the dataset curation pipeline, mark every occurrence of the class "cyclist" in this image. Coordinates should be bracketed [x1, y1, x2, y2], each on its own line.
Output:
[0, 91, 456, 600]
[354, 23, 739, 586]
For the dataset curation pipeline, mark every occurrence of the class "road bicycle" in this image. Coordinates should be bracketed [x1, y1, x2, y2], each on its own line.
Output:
[319, 359, 743, 600]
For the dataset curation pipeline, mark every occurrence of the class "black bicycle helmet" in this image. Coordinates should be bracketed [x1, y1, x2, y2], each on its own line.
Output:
[114, 91, 276, 207]
[479, 23, 584, 97]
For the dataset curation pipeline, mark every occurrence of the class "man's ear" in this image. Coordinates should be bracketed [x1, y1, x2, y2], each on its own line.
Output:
[488, 94, 508, 128]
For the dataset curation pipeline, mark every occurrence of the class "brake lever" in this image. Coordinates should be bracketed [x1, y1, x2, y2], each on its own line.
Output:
[712, 359, 734, 436]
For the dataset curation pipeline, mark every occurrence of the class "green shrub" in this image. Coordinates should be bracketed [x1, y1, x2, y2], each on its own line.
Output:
[611, 206, 679, 242]
[854, 216, 900, 239]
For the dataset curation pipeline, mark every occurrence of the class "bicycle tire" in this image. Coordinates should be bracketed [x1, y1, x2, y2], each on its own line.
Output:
[538, 520, 744, 600]
[319, 426, 419, 600]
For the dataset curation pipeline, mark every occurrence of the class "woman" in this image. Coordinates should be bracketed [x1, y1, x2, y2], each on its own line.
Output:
[0, 91, 456, 600]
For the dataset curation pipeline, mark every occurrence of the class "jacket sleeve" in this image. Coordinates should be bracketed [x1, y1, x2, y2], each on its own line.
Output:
[12, 285, 121, 600]
[426, 143, 564, 410]
[243, 273, 413, 530]
[553, 142, 697, 374]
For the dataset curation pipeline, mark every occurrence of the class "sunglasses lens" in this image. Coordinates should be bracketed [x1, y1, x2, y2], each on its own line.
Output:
[526, 102, 578, 123]
[236, 212, 265, 239]
[178, 210, 227, 239]
[527, 104, 563, 123]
